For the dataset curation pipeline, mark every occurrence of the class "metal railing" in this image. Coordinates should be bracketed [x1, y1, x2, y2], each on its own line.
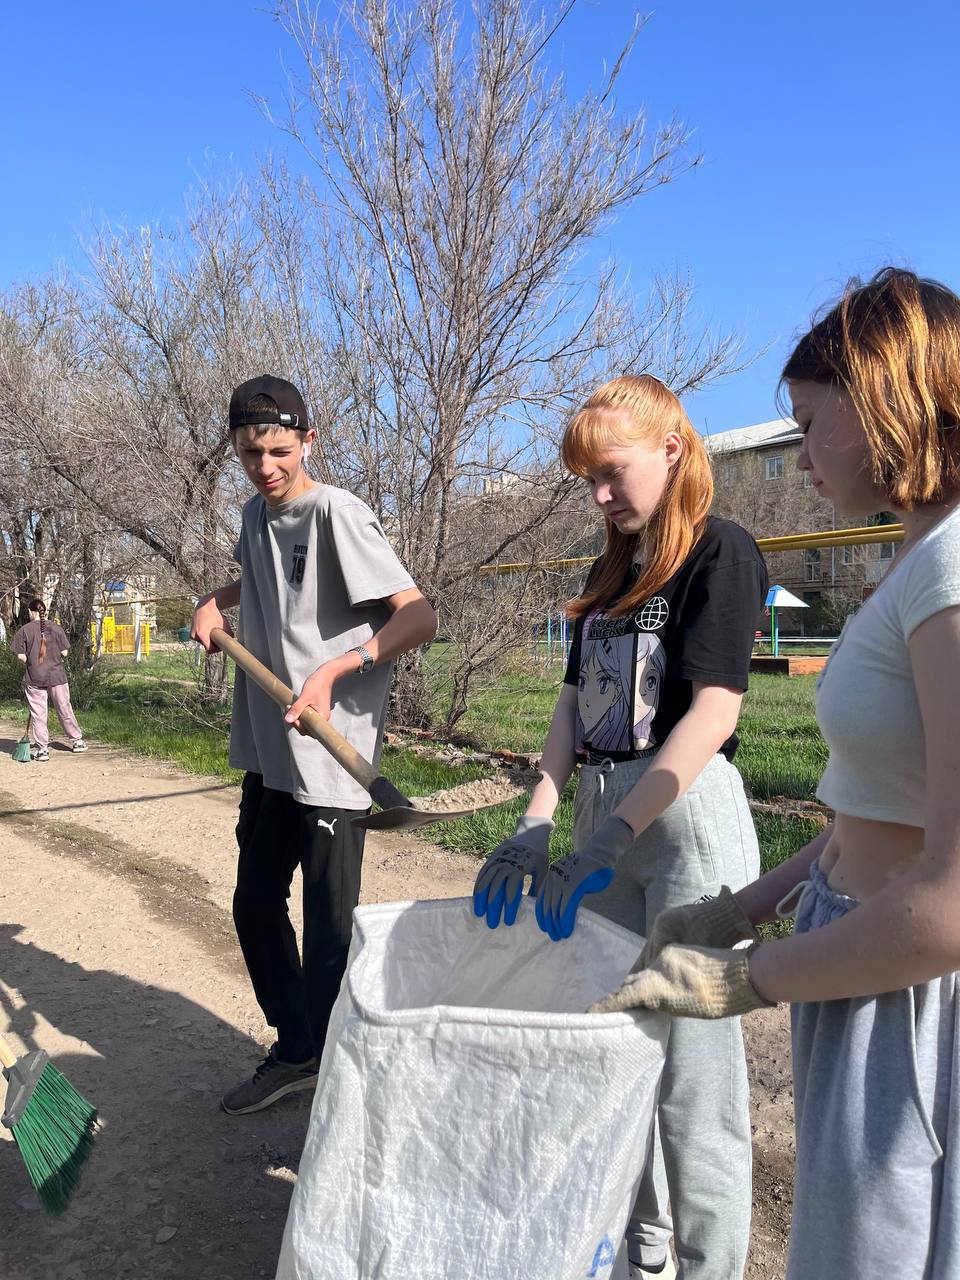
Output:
[477, 524, 905, 575]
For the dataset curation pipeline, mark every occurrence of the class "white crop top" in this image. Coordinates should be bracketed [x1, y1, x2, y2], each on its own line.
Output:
[816, 505, 960, 827]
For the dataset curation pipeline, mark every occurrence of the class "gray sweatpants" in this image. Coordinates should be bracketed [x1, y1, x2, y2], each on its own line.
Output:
[575, 752, 759, 1280]
[787, 860, 960, 1279]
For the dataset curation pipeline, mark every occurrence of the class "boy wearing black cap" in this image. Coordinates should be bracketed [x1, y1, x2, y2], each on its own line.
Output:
[193, 375, 437, 1114]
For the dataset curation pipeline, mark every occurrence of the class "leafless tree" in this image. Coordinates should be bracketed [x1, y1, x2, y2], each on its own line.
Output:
[0, 182, 300, 699]
[262, 0, 743, 723]
[0, 281, 102, 643]
[708, 444, 830, 586]
[1, 0, 754, 737]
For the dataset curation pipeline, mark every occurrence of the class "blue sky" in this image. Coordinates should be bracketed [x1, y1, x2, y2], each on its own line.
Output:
[6, 1, 959, 433]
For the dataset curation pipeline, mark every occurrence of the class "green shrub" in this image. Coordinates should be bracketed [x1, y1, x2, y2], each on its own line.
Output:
[0, 640, 117, 711]
[154, 597, 194, 633]
[0, 643, 25, 702]
[63, 652, 118, 711]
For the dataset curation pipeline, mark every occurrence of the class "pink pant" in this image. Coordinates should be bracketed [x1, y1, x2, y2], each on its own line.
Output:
[24, 683, 83, 750]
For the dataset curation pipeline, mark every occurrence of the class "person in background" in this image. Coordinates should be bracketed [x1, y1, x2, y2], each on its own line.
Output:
[11, 598, 87, 761]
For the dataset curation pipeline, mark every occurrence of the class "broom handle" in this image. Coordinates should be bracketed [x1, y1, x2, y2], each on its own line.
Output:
[211, 628, 381, 792]
[0, 1035, 18, 1070]
[20, 711, 31, 744]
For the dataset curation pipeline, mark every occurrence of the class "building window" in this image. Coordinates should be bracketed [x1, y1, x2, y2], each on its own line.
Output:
[842, 545, 861, 566]
[804, 548, 821, 581]
[722, 464, 736, 484]
[879, 542, 896, 561]
[765, 455, 784, 481]
[802, 471, 814, 488]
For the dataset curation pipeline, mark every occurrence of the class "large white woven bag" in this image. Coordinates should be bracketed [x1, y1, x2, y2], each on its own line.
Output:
[276, 897, 666, 1280]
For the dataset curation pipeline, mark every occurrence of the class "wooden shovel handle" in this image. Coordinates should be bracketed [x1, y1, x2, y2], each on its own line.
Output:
[0, 1034, 17, 1071]
[211, 628, 380, 792]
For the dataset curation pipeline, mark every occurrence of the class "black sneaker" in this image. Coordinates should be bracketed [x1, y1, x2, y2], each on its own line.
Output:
[220, 1046, 319, 1115]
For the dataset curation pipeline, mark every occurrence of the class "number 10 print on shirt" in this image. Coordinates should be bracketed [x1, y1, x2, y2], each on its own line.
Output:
[577, 609, 666, 754]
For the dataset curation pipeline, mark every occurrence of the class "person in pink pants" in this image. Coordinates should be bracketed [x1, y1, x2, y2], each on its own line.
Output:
[11, 598, 87, 762]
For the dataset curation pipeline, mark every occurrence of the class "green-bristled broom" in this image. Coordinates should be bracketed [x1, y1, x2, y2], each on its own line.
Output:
[12, 714, 31, 763]
[1, 1033, 98, 1213]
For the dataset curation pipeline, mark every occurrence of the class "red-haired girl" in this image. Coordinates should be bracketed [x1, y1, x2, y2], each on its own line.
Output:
[474, 374, 768, 1279]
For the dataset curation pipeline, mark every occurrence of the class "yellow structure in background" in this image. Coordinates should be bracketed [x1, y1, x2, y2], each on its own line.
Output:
[91, 610, 151, 656]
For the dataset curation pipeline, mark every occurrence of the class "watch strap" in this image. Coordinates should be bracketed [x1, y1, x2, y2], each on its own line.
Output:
[353, 644, 375, 674]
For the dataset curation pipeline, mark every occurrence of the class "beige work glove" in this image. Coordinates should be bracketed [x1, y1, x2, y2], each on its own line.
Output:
[588, 943, 775, 1019]
[640, 886, 760, 968]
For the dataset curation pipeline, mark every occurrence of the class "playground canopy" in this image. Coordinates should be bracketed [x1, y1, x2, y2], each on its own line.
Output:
[766, 585, 808, 610]
[764, 584, 808, 657]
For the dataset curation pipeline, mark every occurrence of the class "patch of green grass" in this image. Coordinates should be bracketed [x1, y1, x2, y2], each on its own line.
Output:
[4, 653, 832, 880]
[752, 811, 824, 876]
[737, 674, 826, 800]
[742, 671, 821, 718]
[1, 681, 245, 781]
[0, 685, 480, 801]
[426, 655, 562, 754]
[753, 811, 824, 937]
[379, 746, 490, 797]
[428, 779, 577, 861]
[427, 666, 829, 805]
[101, 646, 233, 685]
[449, 676, 560, 753]
[428, 668, 830, 872]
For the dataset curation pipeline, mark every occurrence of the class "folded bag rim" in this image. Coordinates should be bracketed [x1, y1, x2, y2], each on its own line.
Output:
[344, 897, 667, 1055]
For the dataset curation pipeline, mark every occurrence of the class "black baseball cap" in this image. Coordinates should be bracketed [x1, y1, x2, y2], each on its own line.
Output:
[228, 375, 308, 431]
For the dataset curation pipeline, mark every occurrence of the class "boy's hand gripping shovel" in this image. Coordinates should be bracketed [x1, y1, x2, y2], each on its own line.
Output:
[212, 629, 499, 831]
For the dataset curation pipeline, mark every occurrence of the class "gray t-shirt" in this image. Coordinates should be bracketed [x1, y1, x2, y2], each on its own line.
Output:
[229, 484, 416, 807]
[12, 620, 70, 689]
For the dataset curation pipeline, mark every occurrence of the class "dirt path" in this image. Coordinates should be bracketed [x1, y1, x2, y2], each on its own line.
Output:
[0, 721, 792, 1278]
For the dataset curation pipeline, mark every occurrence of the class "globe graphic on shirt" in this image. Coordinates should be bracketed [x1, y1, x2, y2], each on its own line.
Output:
[635, 596, 669, 630]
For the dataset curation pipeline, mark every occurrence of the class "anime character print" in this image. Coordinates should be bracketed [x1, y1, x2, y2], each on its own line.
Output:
[577, 610, 666, 754]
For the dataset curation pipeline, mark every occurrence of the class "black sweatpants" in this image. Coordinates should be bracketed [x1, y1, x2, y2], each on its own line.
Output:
[233, 772, 366, 1063]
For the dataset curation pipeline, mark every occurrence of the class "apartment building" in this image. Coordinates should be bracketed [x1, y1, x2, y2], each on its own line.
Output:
[706, 418, 897, 630]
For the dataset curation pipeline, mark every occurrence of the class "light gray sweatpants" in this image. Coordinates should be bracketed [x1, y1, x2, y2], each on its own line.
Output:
[787, 860, 960, 1279]
[575, 752, 759, 1280]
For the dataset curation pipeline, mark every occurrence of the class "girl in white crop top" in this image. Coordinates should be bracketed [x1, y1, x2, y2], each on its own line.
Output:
[593, 268, 960, 1279]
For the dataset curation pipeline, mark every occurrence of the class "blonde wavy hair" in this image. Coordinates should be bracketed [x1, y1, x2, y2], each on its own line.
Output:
[782, 268, 960, 509]
[562, 375, 713, 619]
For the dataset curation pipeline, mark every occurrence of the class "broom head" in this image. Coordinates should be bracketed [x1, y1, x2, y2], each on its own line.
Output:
[12, 738, 31, 763]
[2, 1049, 98, 1213]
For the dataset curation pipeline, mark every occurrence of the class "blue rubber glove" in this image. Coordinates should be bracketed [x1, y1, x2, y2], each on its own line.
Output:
[535, 815, 636, 941]
[473, 816, 554, 929]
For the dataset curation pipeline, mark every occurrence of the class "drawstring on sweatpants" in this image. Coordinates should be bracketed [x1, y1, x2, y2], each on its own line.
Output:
[775, 879, 811, 920]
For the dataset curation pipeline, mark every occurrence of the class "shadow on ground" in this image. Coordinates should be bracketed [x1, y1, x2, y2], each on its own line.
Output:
[1, 924, 312, 1280]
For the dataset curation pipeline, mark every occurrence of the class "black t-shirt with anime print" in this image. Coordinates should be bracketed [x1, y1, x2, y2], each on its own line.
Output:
[563, 517, 768, 762]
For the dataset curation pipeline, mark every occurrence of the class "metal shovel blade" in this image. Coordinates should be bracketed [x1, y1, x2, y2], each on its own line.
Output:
[349, 773, 512, 832]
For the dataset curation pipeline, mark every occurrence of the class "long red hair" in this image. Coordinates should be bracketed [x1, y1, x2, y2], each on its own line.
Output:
[562, 375, 713, 619]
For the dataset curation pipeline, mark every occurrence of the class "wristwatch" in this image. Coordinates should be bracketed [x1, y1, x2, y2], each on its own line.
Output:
[352, 644, 375, 675]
